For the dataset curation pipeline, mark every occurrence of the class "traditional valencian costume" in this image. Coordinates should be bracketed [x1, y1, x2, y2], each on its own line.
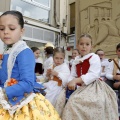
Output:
[0, 40, 61, 120]
[62, 53, 118, 120]
[44, 62, 70, 106]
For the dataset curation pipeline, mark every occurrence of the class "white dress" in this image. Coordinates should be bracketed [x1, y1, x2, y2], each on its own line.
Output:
[43, 62, 70, 106]
[62, 53, 118, 120]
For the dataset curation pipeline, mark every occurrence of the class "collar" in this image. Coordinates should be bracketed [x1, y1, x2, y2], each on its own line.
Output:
[73, 53, 94, 65]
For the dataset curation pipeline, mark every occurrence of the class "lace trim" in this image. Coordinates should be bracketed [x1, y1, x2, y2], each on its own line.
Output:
[0, 88, 36, 116]
[4, 40, 29, 87]
[73, 53, 94, 65]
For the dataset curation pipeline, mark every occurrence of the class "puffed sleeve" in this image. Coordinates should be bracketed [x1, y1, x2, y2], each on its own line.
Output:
[5, 48, 35, 99]
[81, 54, 101, 85]
[68, 64, 78, 82]
[57, 63, 70, 87]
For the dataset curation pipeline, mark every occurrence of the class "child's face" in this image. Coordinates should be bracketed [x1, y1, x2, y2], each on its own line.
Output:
[53, 52, 64, 66]
[34, 50, 40, 59]
[116, 48, 120, 58]
[0, 14, 24, 45]
[96, 51, 105, 60]
[72, 50, 79, 59]
[77, 37, 92, 56]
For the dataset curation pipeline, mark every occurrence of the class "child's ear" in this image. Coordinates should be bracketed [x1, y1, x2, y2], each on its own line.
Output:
[21, 28, 25, 36]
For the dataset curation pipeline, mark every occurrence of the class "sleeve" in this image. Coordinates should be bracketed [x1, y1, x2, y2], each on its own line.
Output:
[105, 61, 114, 80]
[5, 49, 35, 99]
[43, 57, 53, 78]
[57, 64, 70, 87]
[0, 68, 6, 87]
[81, 55, 101, 85]
[68, 63, 78, 82]
[101, 72, 106, 77]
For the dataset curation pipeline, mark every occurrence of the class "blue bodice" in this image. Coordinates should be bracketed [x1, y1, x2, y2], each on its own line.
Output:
[0, 48, 43, 105]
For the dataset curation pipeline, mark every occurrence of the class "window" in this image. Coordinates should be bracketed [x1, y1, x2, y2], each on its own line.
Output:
[10, 0, 51, 23]
[33, 0, 50, 7]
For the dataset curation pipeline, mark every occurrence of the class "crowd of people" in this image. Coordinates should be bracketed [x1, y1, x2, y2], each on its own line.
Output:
[0, 10, 119, 120]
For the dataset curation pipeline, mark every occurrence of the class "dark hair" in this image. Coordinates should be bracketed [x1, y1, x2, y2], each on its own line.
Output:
[73, 49, 80, 54]
[53, 47, 65, 57]
[31, 47, 40, 52]
[45, 46, 54, 55]
[116, 43, 120, 50]
[95, 49, 103, 54]
[78, 33, 92, 44]
[0, 10, 24, 28]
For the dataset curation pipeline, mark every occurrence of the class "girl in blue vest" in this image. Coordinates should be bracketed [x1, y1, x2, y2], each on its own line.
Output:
[0, 10, 60, 120]
[62, 34, 118, 120]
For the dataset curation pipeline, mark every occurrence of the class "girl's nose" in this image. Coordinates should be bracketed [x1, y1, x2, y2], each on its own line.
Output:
[83, 44, 86, 48]
[4, 28, 9, 34]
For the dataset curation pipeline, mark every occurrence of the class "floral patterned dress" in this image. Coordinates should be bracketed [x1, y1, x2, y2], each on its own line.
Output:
[0, 41, 61, 120]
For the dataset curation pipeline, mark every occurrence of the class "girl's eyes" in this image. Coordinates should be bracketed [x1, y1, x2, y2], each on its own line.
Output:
[79, 43, 90, 45]
[0, 29, 4, 31]
[0, 28, 4, 31]
[10, 28, 15, 30]
[0, 28, 15, 31]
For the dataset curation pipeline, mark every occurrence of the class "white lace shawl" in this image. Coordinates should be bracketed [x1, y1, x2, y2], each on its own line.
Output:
[73, 53, 94, 65]
[0, 40, 36, 116]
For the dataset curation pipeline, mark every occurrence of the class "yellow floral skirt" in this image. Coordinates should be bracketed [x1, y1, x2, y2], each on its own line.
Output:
[0, 94, 61, 120]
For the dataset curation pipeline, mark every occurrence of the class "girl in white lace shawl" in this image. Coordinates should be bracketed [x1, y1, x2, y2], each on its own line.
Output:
[62, 34, 118, 120]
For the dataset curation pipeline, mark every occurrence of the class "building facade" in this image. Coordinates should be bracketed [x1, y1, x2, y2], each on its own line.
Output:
[0, 0, 70, 59]
[68, 0, 120, 58]
[1, 0, 120, 59]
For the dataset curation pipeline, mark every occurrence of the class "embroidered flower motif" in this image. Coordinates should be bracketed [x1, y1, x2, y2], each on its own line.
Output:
[7, 78, 18, 86]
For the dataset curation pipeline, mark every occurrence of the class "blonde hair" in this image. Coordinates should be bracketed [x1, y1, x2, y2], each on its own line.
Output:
[53, 47, 65, 57]
[78, 33, 92, 44]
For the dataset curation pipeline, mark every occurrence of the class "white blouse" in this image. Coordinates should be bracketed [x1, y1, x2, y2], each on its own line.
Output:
[105, 59, 120, 80]
[68, 53, 101, 85]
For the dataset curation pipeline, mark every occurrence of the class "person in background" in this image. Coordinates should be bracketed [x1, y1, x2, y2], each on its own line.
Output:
[31, 47, 43, 75]
[62, 34, 118, 120]
[31, 47, 43, 64]
[43, 47, 70, 106]
[0, 10, 61, 119]
[105, 43, 120, 92]
[95, 49, 109, 81]
[43, 46, 54, 79]
[69, 49, 80, 70]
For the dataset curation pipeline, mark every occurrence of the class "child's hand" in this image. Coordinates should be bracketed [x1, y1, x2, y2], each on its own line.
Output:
[113, 75, 120, 81]
[46, 69, 52, 76]
[68, 78, 83, 90]
[113, 82, 120, 89]
[50, 70, 58, 76]
[68, 79, 76, 90]
[36, 79, 40, 82]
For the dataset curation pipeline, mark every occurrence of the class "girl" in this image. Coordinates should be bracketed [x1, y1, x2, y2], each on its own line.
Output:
[62, 34, 118, 120]
[44, 47, 70, 106]
[31, 47, 43, 64]
[0, 10, 60, 120]
[31, 47, 43, 75]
